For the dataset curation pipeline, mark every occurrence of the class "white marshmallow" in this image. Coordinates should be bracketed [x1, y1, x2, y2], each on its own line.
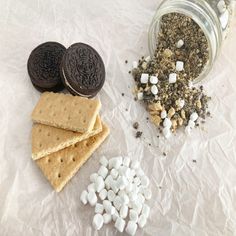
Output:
[137, 193, 145, 204]
[123, 157, 131, 167]
[107, 190, 116, 202]
[115, 217, 126, 233]
[133, 177, 141, 186]
[132, 184, 140, 194]
[120, 205, 129, 219]
[137, 92, 143, 101]
[169, 73, 177, 83]
[126, 221, 138, 236]
[131, 160, 140, 169]
[149, 75, 158, 84]
[176, 39, 184, 48]
[144, 189, 152, 200]
[129, 192, 138, 202]
[98, 166, 108, 179]
[110, 168, 119, 179]
[163, 118, 172, 128]
[87, 183, 96, 192]
[141, 176, 150, 188]
[109, 157, 123, 169]
[138, 214, 147, 228]
[190, 112, 199, 122]
[161, 110, 167, 119]
[118, 166, 127, 176]
[145, 56, 151, 62]
[140, 73, 149, 84]
[92, 214, 104, 230]
[90, 173, 99, 183]
[126, 183, 133, 193]
[112, 209, 119, 222]
[220, 9, 229, 29]
[131, 201, 142, 215]
[129, 210, 139, 223]
[113, 196, 122, 210]
[99, 156, 108, 167]
[87, 191, 97, 207]
[99, 189, 107, 201]
[185, 126, 192, 135]
[117, 176, 128, 190]
[95, 176, 105, 193]
[103, 200, 115, 215]
[132, 61, 138, 69]
[105, 175, 113, 190]
[176, 61, 184, 71]
[110, 180, 119, 194]
[163, 127, 171, 139]
[142, 204, 150, 218]
[118, 190, 126, 197]
[217, 0, 227, 14]
[151, 85, 158, 95]
[80, 190, 88, 205]
[188, 120, 195, 128]
[95, 203, 104, 214]
[179, 99, 185, 108]
[121, 194, 130, 205]
[136, 168, 144, 177]
[103, 213, 112, 224]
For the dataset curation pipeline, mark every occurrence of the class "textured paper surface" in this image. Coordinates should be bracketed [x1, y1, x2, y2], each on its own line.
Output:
[0, 1, 236, 236]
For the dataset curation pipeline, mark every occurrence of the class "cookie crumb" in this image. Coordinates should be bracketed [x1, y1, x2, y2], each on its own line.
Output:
[128, 71, 131, 74]
[163, 152, 167, 156]
[121, 93, 125, 96]
[133, 122, 139, 130]
[135, 131, 143, 138]
[125, 60, 128, 64]
[193, 160, 197, 163]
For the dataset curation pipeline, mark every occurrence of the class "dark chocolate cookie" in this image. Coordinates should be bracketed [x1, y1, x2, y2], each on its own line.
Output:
[27, 42, 66, 92]
[60, 43, 105, 98]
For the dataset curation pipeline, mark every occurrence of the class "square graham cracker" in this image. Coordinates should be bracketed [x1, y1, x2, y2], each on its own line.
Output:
[35, 123, 110, 192]
[31, 92, 101, 132]
[32, 116, 102, 160]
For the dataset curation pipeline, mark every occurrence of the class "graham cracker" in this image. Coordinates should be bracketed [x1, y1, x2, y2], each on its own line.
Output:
[31, 92, 101, 132]
[32, 116, 102, 160]
[36, 123, 110, 192]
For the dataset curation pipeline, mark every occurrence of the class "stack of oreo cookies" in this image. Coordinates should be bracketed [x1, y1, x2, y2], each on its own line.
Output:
[27, 42, 105, 98]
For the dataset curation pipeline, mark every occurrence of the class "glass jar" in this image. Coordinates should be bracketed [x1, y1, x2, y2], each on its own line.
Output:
[148, 0, 235, 83]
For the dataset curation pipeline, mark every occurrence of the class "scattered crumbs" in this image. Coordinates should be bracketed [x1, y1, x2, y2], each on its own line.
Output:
[121, 93, 125, 97]
[201, 120, 205, 124]
[146, 117, 149, 120]
[196, 123, 199, 127]
[163, 152, 167, 157]
[157, 135, 160, 138]
[125, 60, 128, 64]
[207, 111, 211, 117]
[136, 131, 143, 138]
[133, 122, 139, 130]
[141, 56, 144, 60]
[134, 97, 138, 101]
[159, 186, 162, 189]
[200, 85, 204, 91]
[193, 160, 197, 163]
[128, 71, 131, 74]
[125, 108, 128, 112]
[149, 143, 151, 146]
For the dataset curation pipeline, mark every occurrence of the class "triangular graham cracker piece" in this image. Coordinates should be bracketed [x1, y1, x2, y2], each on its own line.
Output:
[32, 116, 102, 160]
[36, 123, 110, 192]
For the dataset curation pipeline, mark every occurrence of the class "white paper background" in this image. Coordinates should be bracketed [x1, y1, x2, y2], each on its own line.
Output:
[0, 0, 236, 235]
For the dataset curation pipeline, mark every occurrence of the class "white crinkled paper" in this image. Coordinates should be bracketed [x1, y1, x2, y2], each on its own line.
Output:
[0, 0, 236, 235]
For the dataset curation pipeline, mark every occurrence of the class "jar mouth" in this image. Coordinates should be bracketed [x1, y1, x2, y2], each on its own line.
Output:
[148, 0, 223, 84]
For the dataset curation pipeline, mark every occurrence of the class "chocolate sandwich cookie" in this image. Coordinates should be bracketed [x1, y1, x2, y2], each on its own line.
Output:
[60, 43, 105, 98]
[27, 42, 66, 92]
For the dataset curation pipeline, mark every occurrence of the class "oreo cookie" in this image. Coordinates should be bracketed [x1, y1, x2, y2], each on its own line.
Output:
[60, 43, 105, 98]
[27, 42, 66, 92]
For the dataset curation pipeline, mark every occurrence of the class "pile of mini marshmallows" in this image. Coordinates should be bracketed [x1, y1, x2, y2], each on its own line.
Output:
[80, 156, 151, 235]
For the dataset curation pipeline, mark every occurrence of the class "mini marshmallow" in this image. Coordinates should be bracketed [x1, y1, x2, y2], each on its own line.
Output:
[90, 173, 99, 183]
[161, 110, 167, 119]
[87, 183, 96, 192]
[126, 183, 133, 193]
[87, 191, 97, 207]
[136, 168, 144, 177]
[103, 200, 115, 215]
[137, 92, 143, 101]
[185, 126, 192, 135]
[115, 217, 126, 233]
[133, 177, 141, 186]
[137, 193, 145, 204]
[169, 73, 177, 83]
[110, 180, 119, 194]
[138, 214, 147, 228]
[121, 194, 130, 205]
[95, 176, 105, 193]
[141, 176, 150, 188]
[179, 99, 185, 109]
[220, 9, 229, 29]
[150, 75, 158, 84]
[163, 118, 172, 128]
[109, 157, 123, 169]
[131, 201, 143, 215]
[80, 190, 88, 205]
[117, 176, 128, 190]
[92, 214, 104, 230]
[103, 213, 112, 224]
[188, 120, 195, 128]
[144, 189, 152, 200]
[126, 221, 138, 236]
[107, 190, 116, 202]
[95, 203, 104, 214]
[132, 61, 138, 69]
[129, 192, 138, 202]
[118, 166, 128, 176]
[176, 39, 184, 48]
[151, 85, 158, 95]
[190, 112, 199, 122]
[123, 157, 131, 167]
[145, 56, 151, 62]
[105, 175, 113, 190]
[132, 184, 140, 194]
[142, 204, 150, 218]
[98, 166, 108, 179]
[140, 73, 149, 84]
[120, 205, 129, 219]
[99, 156, 108, 167]
[129, 210, 139, 223]
[163, 127, 171, 139]
[217, 0, 227, 14]
[112, 209, 119, 222]
[99, 189, 107, 201]
[176, 61, 184, 71]
[113, 196, 122, 210]
[110, 168, 119, 179]
[118, 190, 126, 197]
[131, 160, 140, 169]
